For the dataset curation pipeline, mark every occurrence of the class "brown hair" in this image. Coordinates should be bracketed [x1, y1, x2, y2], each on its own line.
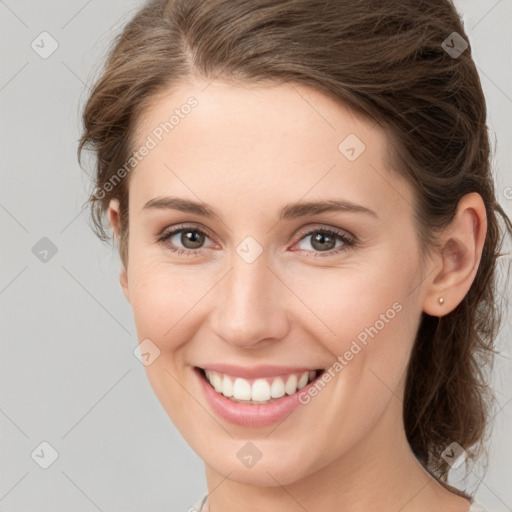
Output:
[78, 0, 512, 493]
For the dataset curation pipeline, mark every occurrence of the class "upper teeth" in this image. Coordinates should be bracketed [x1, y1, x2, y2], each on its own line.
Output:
[204, 370, 318, 402]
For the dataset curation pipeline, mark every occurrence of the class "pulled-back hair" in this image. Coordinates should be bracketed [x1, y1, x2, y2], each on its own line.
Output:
[78, 0, 512, 490]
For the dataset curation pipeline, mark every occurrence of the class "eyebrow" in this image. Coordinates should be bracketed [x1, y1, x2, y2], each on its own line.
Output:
[142, 196, 378, 220]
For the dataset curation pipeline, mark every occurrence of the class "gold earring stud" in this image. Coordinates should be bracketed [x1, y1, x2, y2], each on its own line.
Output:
[438, 297, 444, 305]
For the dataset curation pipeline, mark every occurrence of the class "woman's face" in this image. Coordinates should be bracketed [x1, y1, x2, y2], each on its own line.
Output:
[113, 79, 430, 486]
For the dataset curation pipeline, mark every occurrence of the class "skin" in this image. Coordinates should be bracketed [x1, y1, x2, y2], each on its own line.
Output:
[108, 79, 487, 512]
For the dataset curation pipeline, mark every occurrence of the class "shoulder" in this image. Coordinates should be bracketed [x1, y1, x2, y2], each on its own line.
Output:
[468, 499, 488, 511]
[188, 493, 208, 512]
[186, 494, 489, 512]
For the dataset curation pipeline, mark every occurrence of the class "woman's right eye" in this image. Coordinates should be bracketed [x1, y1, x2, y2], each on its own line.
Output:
[158, 225, 214, 257]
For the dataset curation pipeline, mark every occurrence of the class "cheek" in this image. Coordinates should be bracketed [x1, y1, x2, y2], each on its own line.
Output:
[290, 252, 421, 382]
[127, 253, 199, 325]
[126, 261, 203, 422]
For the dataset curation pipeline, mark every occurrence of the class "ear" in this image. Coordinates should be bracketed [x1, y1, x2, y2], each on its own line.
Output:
[108, 198, 130, 304]
[422, 192, 487, 317]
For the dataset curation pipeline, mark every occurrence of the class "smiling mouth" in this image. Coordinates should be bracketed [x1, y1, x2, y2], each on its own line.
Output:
[196, 367, 326, 404]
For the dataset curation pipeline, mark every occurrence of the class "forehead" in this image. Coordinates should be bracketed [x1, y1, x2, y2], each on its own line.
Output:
[128, 79, 413, 221]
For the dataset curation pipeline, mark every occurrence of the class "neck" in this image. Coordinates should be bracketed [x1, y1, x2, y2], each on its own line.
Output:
[203, 381, 470, 512]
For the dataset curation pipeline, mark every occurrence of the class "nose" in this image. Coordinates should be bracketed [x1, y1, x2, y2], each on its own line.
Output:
[210, 250, 290, 349]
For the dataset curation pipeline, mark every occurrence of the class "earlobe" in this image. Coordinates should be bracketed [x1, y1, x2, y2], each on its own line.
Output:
[422, 192, 487, 317]
[120, 266, 130, 304]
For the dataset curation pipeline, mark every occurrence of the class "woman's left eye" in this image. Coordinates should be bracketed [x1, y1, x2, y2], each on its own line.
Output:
[157, 225, 355, 258]
[293, 228, 355, 257]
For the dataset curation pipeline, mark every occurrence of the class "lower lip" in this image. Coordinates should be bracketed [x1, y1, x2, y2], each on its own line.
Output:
[194, 366, 323, 428]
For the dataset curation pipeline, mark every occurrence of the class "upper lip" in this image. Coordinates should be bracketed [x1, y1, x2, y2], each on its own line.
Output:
[196, 364, 323, 379]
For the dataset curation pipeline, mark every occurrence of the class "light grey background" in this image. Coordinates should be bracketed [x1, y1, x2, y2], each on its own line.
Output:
[1, 1, 511, 511]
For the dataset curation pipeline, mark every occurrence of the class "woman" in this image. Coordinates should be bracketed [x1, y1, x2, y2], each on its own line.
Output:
[78, 0, 512, 510]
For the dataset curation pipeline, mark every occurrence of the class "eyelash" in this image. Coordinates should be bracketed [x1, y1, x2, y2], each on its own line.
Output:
[157, 223, 356, 259]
